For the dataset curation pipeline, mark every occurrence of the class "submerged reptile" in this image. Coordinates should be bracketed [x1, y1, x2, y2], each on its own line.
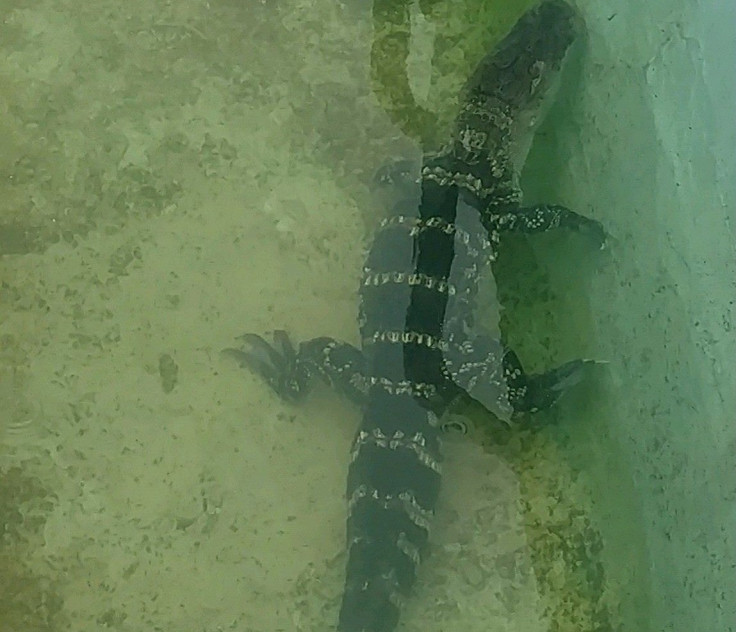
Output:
[227, 2, 604, 630]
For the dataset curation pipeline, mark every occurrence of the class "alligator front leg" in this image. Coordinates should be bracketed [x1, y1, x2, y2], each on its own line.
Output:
[445, 333, 596, 421]
[502, 347, 596, 415]
[224, 331, 368, 404]
[490, 203, 607, 248]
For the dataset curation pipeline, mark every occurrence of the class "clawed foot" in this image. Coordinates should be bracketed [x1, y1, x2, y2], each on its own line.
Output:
[574, 216, 609, 250]
[524, 358, 603, 412]
[223, 330, 306, 402]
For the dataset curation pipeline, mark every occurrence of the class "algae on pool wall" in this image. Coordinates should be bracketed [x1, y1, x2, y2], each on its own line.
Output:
[541, 1, 736, 630]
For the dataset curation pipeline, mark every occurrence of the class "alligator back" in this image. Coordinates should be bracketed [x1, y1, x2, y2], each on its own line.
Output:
[339, 177, 461, 631]
[340, 164, 508, 632]
[337, 2, 580, 630]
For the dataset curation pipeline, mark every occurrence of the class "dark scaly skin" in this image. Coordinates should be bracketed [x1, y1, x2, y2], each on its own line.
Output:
[226, 2, 604, 630]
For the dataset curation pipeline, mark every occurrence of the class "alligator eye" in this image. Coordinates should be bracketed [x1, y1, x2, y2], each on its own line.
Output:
[441, 418, 468, 435]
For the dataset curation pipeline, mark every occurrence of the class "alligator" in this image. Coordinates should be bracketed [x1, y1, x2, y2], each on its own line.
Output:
[226, 2, 605, 630]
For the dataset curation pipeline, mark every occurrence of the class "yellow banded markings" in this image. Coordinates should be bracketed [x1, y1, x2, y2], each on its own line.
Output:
[348, 374, 438, 399]
[396, 531, 422, 568]
[362, 269, 457, 296]
[347, 484, 435, 532]
[376, 214, 492, 253]
[421, 164, 493, 199]
[350, 428, 442, 474]
[365, 330, 449, 353]
[346, 533, 421, 572]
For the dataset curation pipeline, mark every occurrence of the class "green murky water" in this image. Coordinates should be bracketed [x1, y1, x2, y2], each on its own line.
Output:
[1, 1, 733, 630]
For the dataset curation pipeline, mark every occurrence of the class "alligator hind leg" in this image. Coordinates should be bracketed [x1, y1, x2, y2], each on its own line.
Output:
[224, 331, 368, 404]
[502, 347, 594, 415]
[490, 204, 607, 249]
